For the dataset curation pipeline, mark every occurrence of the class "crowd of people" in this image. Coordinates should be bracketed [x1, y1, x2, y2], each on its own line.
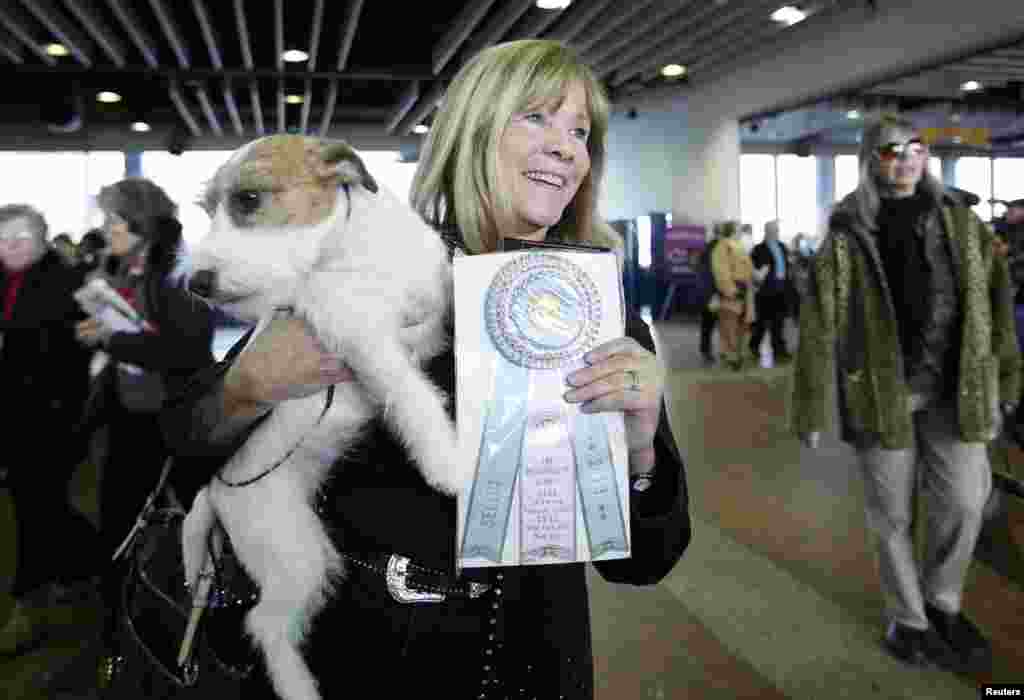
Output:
[0, 36, 1019, 700]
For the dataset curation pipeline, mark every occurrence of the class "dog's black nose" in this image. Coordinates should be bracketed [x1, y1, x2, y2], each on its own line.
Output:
[189, 269, 217, 298]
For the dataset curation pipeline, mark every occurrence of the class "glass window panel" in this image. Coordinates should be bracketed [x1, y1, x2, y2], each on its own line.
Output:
[356, 151, 419, 204]
[636, 215, 651, 269]
[0, 151, 123, 239]
[954, 157, 992, 220]
[993, 158, 1024, 220]
[141, 151, 236, 251]
[740, 154, 777, 245]
[776, 154, 817, 244]
[85, 152, 128, 235]
[928, 156, 941, 181]
[834, 155, 859, 202]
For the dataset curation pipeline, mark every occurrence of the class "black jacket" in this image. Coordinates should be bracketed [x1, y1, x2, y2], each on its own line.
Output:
[160, 259, 690, 700]
[751, 239, 790, 295]
[1, 250, 92, 463]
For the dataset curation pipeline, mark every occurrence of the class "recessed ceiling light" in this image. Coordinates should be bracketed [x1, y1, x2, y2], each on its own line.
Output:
[961, 80, 982, 91]
[282, 49, 309, 63]
[285, 94, 304, 104]
[45, 43, 69, 57]
[661, 64, 686, 78]
[130, 121, 151, 132]
[846, 110, 861, 119]
[412, 124, 429, 134]
[771, 6, 806, 25]
[96, 91, 122, 103]
[536, 0, 571, 9]
[950, 111, 962, 123]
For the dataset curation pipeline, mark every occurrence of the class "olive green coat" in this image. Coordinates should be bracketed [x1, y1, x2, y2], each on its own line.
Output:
[791, 190, 1020, 448]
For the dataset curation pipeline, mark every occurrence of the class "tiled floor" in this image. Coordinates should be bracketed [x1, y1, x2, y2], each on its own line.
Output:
[2, 316, 1022, 699]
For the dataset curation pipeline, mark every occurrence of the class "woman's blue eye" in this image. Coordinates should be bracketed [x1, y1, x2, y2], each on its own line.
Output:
[524, 113, 545, 124]
[572, 128, 589, 141]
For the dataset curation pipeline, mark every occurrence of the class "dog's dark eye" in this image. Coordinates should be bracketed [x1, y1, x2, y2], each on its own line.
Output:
[229, 189, 264, 218]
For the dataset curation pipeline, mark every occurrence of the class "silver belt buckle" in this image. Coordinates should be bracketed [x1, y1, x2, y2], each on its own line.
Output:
[386, 554, 446, 604]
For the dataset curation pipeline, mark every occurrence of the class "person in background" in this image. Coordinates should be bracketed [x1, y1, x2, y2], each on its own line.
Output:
[791, 113, 1019, 671]
[749, 219, 792, 363]
[71, 177, 216, 683]
[710, 219, 754, 371]
[0, 204, 102, 655]
[697, 223, 723, 365]
[160, 39, 690, 700]
[788, 233, 814, 322]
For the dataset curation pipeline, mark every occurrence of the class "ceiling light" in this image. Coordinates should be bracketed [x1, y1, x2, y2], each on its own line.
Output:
[536, 0, 571, 9]
[45, 43, 69, 57]
[282, 49, 309, 63]
[130, 121, 151, 132]
[961, 80, 982, 91]
[771, 6, 807, 25]
[846, 110, 861, 119]
[96, 91, 122, 103]
[661, 64, 686, 78]
[950, 111, 962, 123]
[285, 94, 304, 104]
[412, 124, 429, 134]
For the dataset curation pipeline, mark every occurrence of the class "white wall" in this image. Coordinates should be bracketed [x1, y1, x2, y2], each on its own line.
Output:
[601, 108, 688, 221]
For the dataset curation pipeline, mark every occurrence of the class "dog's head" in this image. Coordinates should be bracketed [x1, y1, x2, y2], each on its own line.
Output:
[189, 134, 379, 319]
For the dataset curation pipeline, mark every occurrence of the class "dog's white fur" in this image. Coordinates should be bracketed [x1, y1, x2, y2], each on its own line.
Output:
[183, 135, 463, 700]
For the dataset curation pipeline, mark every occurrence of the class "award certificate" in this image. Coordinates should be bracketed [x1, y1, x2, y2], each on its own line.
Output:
[455, 250, 630, 568]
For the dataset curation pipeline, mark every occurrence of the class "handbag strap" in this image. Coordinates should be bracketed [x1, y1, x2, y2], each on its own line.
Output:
[111, 455, 179, 562]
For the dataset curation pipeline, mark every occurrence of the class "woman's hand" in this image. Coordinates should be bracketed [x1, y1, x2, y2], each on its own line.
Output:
[74, 317, 111, 347]
[223, 314, 354, 419]
[563, 337, 664, 475]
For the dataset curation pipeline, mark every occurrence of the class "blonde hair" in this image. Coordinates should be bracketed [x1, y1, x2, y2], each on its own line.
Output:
[850, 113, 946, 232]
[410, 39, 619, 254]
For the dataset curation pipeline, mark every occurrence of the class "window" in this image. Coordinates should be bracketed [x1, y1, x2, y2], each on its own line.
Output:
[993, 158, 1024, 219]
[954, 157, 993, 220]
[635, 215, 652, 268]
[0, 151, 124, 239]
[740, 154, 777, 245]
[141, 151, 235, 250]
[776, 154, 817, 244]
[834, 155, 860, 202]
[356, 151, 419, 204]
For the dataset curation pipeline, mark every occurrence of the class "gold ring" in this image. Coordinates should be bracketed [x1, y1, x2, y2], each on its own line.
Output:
[625, 369, 641, 392]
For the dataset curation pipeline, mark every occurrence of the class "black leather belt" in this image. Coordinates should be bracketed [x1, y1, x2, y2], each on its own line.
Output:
[340, 551, 491, 604]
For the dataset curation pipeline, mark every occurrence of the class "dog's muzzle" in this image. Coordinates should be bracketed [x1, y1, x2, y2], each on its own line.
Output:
[188, 269, 217, 299]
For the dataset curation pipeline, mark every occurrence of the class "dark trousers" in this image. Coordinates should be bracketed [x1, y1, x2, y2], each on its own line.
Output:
[699, 307, 717, 357]
[7, 430, 103, 598]
[99, 403, 169, 644]
[750, 291, 788, 356]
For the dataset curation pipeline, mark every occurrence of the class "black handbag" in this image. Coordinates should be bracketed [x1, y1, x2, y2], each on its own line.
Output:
[103, 457, 262, 698]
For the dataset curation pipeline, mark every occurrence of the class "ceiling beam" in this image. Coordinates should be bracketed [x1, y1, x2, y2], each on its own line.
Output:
[249, 81, 264, 135]
[570, 0, 660, 56]
[460, 0, 535, 60]
[195, 85, 222, 136]
[0, 22, 23, 63]
[307, 0, 324, 70]
[233, 0, 260, 134]
[386, 80, 420, 134]
[7, 62, 436, 81]
[193, 0, 243, 135]
[545, 0, 617, 44]
[432, 0, 497, 76]
[275, 0, 283, 132]
[336, 0, 365, 71]
[105, 0, 159, 67]
[584, 0, 701, 69]
[223, 81, 244, 135]
[502, 5, 565, 42]
[607, 0, 781, 86]
[20, 0, 94, 66]
[299, 77, 313, 134]
[148, 0, 189, 67]
[168, 81, 201, 136]
[0, 3, 56, 65]
[393, 69, 455, 136]
[319, 79, 338, 136]
[63, 0, 127, 66]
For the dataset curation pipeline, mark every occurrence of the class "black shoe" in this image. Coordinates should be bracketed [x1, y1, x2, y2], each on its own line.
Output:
[884, 622, 960, 669]
[700, 352, 715, 366]
[925, 603, 991, 667]
[775, 349, 793, 362]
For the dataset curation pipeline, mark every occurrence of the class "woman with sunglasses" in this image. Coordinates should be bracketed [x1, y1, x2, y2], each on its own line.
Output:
[791, 113, 1019, 672]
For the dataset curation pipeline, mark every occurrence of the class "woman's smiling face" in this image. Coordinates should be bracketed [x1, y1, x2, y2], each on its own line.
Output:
[496, 81, 592, 241]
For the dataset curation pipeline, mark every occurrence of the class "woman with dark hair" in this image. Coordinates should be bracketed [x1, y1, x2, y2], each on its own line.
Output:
[72, 177, 216, 673]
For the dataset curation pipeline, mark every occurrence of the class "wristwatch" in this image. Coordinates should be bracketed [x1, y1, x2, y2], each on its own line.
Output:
[631, 470, 655, 493]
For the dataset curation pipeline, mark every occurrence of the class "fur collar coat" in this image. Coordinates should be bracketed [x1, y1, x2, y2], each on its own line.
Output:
[790, 188, 1021, 448]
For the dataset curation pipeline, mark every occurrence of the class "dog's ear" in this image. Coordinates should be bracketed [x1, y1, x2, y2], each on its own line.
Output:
[319, 141, 378, 194]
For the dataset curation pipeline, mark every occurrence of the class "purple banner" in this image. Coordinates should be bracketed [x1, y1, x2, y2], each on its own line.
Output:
[663, 225, 707, 281]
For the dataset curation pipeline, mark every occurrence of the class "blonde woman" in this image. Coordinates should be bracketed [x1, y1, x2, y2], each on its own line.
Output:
[163, 40, 690, 699]
[710, 220, 755, 370]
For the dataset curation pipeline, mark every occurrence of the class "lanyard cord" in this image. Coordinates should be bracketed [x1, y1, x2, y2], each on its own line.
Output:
[215, 383, 336, 488]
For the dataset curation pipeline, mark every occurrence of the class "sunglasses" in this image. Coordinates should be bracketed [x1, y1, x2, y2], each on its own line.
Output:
[874, 138, 927, 162]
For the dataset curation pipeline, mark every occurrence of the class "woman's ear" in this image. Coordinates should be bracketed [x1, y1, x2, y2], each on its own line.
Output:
[319, 140, 379, 194]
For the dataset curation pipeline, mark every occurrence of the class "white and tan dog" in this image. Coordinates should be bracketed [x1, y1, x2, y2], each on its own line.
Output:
[183, 134, 462, 700]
